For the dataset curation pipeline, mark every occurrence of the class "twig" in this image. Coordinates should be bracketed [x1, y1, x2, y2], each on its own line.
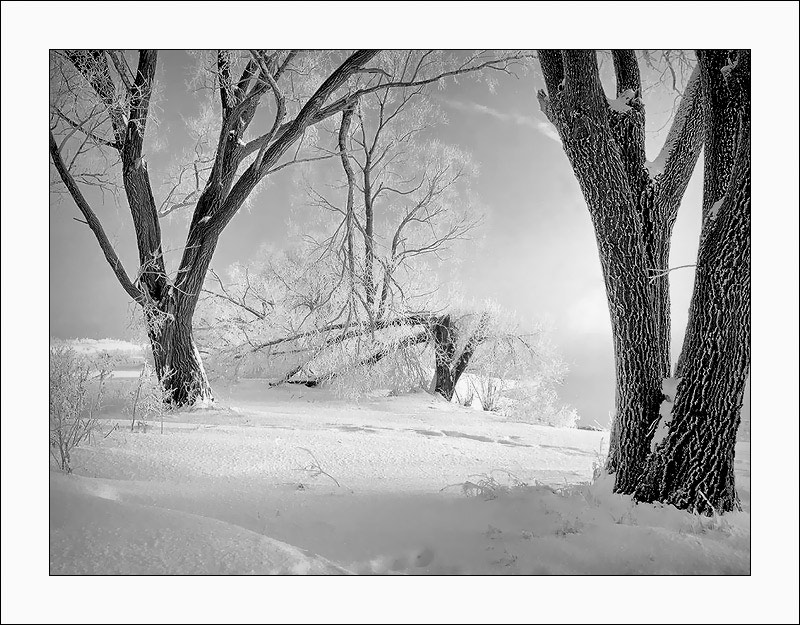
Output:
[697, 490, 719, 517]
[296, 447, 341, 487]
[648, 264, 696, 282]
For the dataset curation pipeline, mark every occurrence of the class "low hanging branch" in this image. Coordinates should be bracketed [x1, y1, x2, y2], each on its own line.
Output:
[259, 311, 491, 400]
[249, 312, 435, 353]
[285, 329, 430, 388]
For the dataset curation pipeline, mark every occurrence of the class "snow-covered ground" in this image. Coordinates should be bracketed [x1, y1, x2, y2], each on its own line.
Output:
[50, 380, 750, 575]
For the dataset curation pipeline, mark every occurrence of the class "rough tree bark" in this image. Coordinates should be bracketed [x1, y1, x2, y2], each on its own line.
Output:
[536, 50, 704, 492]
[635, 50, 751, 513]
[538, 49, 751, 512]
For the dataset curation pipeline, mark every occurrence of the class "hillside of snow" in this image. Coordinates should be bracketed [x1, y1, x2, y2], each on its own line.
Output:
[49, 381, 750, 575]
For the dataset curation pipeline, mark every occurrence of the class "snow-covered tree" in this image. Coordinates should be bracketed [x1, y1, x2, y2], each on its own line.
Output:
[49, 49, 529, 405]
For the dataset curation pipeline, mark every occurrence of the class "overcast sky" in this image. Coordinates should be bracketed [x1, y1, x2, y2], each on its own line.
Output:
[49, 50, 749, 426]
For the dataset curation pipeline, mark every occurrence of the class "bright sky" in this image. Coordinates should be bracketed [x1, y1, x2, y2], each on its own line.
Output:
[49, 50, 746, 426]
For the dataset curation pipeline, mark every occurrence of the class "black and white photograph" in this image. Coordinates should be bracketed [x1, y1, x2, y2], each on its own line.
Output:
[1, 1, 798, 623]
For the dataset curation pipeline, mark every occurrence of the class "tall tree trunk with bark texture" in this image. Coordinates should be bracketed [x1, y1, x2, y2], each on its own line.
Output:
[536, 50, 704, 493]
[150, 308, 213, 405]
[636, 50, 750, 513]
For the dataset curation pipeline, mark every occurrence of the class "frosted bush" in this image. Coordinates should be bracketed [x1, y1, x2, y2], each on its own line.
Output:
[49, 346, 115, 472]
[471, 375, 507, 412]
[546, 405, 580, 428]
[327, 331, 431, 399]
[499, 380, 579, 428]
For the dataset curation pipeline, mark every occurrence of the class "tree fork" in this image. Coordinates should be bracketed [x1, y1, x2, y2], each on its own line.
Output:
[536, 50, 703, 493]
[635, 50, 750, 514]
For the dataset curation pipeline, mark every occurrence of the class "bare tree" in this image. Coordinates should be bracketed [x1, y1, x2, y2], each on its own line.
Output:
[536, 50, 749, 512]
[196, 68, 486, 390]
[49, 49, 529, 405]
[303, 62, 482, 331]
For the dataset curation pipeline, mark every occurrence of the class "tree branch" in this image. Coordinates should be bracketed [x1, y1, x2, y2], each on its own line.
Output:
[123, 50, 158, 163]
[50, 131, 143, 303]
[562, 50, 606, 116]
[609, 50, 646, 187]
[611, 50, 641, 97]
[106, 50, 134, 92]
[651, 65, 704, 204]
[52, 108, 118, 149]
[209, 50, 381, 235]
[537, 50, 564, 97]
[65, 50, 128, 148]
[241, 51, 530, 162]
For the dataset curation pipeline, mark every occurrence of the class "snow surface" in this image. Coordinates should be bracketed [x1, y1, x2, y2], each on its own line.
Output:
[645, 153, 667, 178]
[721, 56, 739, 80]
[608, 88, 635, 113]
[50, 381, 750, 575]
[651, 377, 681, 450]
[50, 338, 145, 355]
[709, 198, 724, 220]
[50, 473, 349, 575]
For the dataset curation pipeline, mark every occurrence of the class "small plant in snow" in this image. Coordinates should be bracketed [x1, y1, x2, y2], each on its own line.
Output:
[472, 375, 504, 412]
[591, 437, 608, 481]
[610, 504, 639, 526]
[680, 491, 734, 535]
[491, 549, 518, 568]
[484, 524, 503, 539]
[296, 447, 341, 487]
[454, 384, 475, 408]
[442, 469, 529, 500]
[49, 346, 116, 472]
[127, 363, 174, 433]
[555, 517, 584, 536]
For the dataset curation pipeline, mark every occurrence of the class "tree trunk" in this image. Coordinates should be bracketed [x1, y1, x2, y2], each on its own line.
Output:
[676, 50, 748, 374]
[431, 313, 488, 402]
[547, 59, 665, 490]
[588, 190, 665, 492]
[635, 127, 749, 513]
[148, 308, 213, 406]
[635, 51, 750, 514]
[536, 50, 704, 495]
[432, 315, 458, 400]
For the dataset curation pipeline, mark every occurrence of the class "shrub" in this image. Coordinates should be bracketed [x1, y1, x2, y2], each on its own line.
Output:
[49, 346, 115, 472]
[497, 379, 579, 428]
[454, 383, 475, 408]
[546, 405, 580, 429]
[127, 363, 174, 433]
[471, 375, 507, 412]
